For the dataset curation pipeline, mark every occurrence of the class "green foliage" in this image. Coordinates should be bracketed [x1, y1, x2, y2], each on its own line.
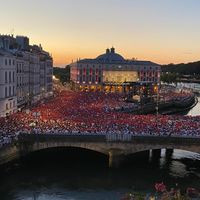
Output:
[161, 73, 178, 83]
[53, 65, 70, 84]
[162, 61, 200, 75]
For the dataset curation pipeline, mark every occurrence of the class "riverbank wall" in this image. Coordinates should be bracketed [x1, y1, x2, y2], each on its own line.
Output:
[121, 95, 197, 115]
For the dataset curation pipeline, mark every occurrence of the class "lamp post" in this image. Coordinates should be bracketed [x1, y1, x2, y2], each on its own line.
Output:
[156, 86, 159, 116]
[140, 85, 143, 113]
[41, 87, 45, 100]
[26, 92, 30, 107]
[155, 84, 159, 134]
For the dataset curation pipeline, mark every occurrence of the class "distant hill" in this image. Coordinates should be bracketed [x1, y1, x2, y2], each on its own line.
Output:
[162, 61, 200, 75]
[53, 66, 70, 84]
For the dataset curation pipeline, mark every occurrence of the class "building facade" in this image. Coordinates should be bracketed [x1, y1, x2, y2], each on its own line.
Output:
[0, 34, 53, 117]
[70, 48, 161, 93]
[0, 50, 17, 116]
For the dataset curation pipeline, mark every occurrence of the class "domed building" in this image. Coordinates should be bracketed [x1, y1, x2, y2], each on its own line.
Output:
[70, 48, 161, 93]
[96, 47, 125, 63]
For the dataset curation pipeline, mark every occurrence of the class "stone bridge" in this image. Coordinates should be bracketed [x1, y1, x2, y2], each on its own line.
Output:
[1, 134, 200, 168]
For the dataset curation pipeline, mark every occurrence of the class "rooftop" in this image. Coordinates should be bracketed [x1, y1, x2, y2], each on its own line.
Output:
[77, 48, 159, 66]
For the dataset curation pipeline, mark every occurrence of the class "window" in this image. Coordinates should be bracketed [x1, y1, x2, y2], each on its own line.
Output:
[9, 71, 11, 83]
[13, 72, 15, 82]
[92, 76, 95, 83]
[86, 68, 89, 75]
[5, 87, 7, 98]
[5, 71, 7, 83]
[9, 59, 11, 65]
[13, 86, 15, 95]
[9, 86, 11, 96]
[5, 59, 7, 65]
[6, 103, 8, 110]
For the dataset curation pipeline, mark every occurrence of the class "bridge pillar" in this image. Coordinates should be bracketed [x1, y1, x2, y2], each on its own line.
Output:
[165, 149, 173, 159]
[152, 149, 161, 158]
[164, 149, 173, 168]
[108, 150, 123, 168]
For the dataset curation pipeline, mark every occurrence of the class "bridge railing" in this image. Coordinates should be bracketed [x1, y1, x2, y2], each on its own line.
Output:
[106, 133, 132, 142]
[17, 132, 200, 144]
[18, 132, 106, 143]
[1, 132, 200, 151]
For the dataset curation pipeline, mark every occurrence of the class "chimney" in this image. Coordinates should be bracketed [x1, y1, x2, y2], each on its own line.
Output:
[111, 47, 115, 53]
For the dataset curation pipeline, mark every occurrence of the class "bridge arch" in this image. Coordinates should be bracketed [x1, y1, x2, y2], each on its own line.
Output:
[21, 141, 110, 156]
[22, 145, 109, 166]
[1, 135, 200, 167]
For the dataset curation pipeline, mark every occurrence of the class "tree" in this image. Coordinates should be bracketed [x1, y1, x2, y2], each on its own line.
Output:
[53, 65, 71, 84]
[162, 61, 200, 76]
[161, 73, 178, 83]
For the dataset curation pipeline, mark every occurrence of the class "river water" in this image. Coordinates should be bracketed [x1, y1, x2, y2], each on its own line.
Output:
[0, 83, 200, 200]
[1, 147, 200, 200]
[177, 82, 200, 116]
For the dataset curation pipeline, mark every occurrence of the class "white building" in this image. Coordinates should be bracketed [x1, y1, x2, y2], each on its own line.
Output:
[0, 50, 17, 117]
[0, 34, 53, 117]
[30, 45, 53, 101]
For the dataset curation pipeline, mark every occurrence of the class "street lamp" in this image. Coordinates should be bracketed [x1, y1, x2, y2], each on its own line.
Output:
[41, 87, 45, 99]
[155, 84, 159, 134]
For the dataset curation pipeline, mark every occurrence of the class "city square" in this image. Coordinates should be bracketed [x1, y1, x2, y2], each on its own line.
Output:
[1, 0, 200, 199]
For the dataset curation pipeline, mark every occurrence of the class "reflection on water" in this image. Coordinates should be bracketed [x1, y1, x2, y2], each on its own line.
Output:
[169, 161, 187, 177]
[177, 82, 200, 116]
[0, 148, 200, 200]
[173, 149, 200, 160]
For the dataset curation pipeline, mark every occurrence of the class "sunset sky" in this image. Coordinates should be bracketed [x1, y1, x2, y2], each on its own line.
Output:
[0, 0, 200, 67]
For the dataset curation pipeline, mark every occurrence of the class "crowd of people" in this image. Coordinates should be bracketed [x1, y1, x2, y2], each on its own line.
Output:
[159, 86, 194, 103]
[0, 88, 199, 148]
[0, 131, 18, 148]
